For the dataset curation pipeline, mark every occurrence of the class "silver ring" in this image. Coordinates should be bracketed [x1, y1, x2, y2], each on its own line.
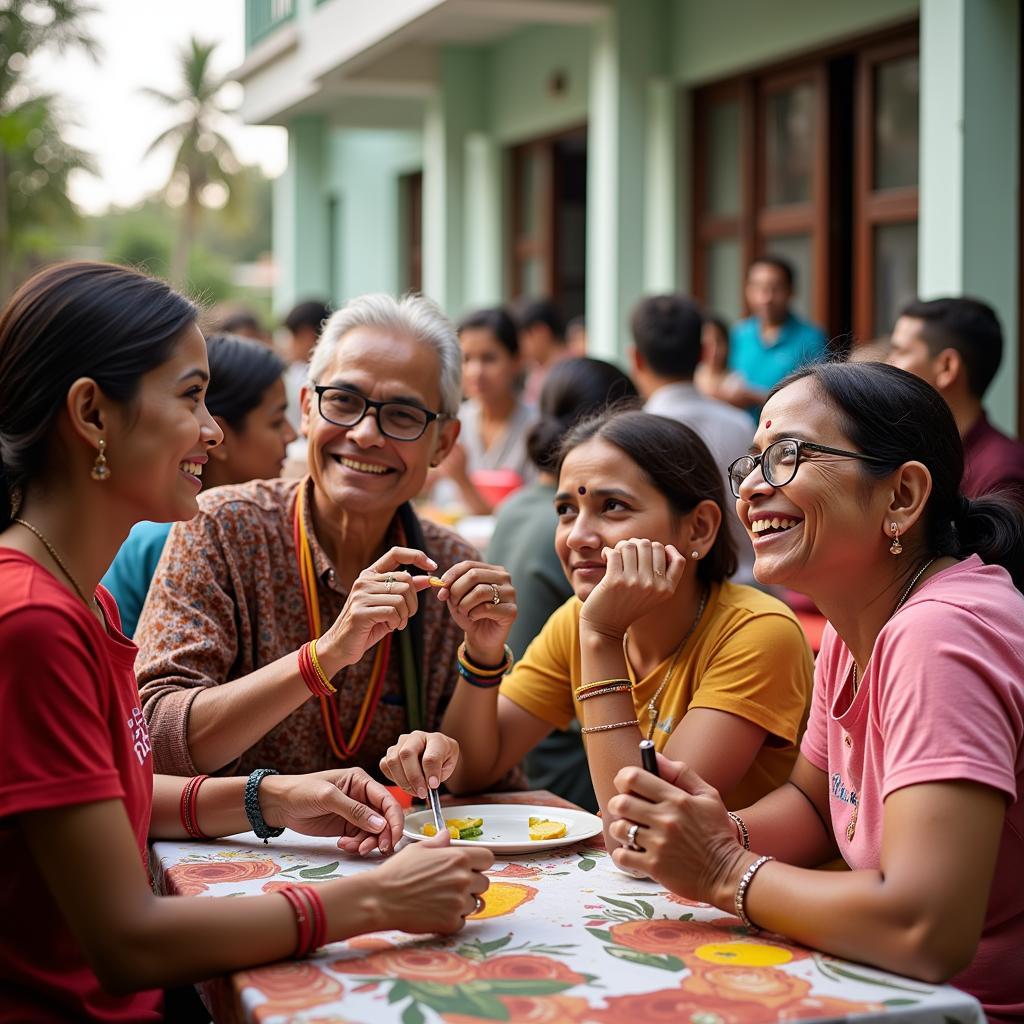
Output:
[490, 583, 500, 606]
[654, 569, 665, 577]
[473, 895, 484, 914]
[625, 823, 641, 851]
[385, 574, 395, 594]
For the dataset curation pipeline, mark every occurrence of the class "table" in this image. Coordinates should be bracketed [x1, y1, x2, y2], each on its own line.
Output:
[152, 794, 983, 1024]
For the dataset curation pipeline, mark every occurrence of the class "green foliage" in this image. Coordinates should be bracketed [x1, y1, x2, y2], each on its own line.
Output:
[141, 36, 243, 283]
[0, 0, 99, 297]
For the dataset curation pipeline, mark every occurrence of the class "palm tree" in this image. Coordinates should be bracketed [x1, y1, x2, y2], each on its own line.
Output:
[141, 38, 240, 286]
[0, 0, 99, 298]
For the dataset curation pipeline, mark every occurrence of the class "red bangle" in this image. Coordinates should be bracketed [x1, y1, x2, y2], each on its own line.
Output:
[302, 883, 328, 951]
[279, 886, 312, 957]
[180, 775, 210, 839]
[298, 643, 331, 698]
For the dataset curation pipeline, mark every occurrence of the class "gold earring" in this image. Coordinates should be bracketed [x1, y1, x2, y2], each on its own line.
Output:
[691, 550, 700, 560]
[889, 522, 902, 555]
[91, 439, 110, 481]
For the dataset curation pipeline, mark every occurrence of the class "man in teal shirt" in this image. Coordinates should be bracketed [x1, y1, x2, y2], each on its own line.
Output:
[724, 255, 827, 416]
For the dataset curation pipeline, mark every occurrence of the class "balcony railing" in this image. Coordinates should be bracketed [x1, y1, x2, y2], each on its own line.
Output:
[245, 0, 296, 50]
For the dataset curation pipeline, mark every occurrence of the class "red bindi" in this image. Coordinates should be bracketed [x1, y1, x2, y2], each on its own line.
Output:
[764, 420, 772, 429]
[578, 486, 586, 495]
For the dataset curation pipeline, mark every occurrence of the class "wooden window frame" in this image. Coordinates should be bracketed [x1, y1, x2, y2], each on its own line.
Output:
[853, 35, 920, 340]
[508, 124, 587, 306]
[690, 23, 919, 342]
[399, 170, 423, 295]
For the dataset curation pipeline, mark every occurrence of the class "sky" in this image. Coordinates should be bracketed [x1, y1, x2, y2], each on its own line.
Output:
[28, 0, 287, 215]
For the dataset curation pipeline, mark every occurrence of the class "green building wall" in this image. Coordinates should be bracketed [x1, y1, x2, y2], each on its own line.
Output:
[271, 0, 1020, 432]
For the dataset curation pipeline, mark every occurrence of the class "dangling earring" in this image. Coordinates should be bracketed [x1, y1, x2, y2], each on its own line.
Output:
[889, 522, 902, 555]
[691, 550, 700, 560]
[91, 439, 110, 481]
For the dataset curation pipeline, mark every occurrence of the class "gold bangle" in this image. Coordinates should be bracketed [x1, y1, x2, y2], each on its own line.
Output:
[580, 719, 639, 735]
[576, 677, 631, 695]
[576, 684, 634, 702]
[457, 641, 514, 677]
[309, 639, 337, 694]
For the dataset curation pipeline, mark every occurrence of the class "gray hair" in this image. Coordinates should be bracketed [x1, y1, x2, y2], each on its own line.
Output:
[308, 293, 462, 417]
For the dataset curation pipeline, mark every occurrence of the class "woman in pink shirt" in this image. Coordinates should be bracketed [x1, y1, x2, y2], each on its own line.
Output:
[607, 361, 1024, 1022]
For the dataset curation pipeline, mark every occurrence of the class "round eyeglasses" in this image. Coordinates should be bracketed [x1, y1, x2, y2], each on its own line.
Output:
[314, 385, 446, 442]
[727, 438, 890, 498]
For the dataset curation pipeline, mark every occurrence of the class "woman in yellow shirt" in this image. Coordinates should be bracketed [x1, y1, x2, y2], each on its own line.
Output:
[382, 410, 812, 835]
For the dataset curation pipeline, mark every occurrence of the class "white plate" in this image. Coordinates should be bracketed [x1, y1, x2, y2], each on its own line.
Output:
[402, 803, 602, 855]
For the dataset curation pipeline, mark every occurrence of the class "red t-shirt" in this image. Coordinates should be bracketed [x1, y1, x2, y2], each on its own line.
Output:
[0, 550, 160, 1022]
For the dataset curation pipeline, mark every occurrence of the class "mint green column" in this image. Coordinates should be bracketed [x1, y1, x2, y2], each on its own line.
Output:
[274, 116, 329, 313]
[586, 0, 670, 362]
[423, 48, 493, 318]
[919, 0, 1020, 434]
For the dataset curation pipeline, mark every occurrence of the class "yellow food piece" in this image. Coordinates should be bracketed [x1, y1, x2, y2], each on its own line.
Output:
[428, 576, 446, 587]
[528, 818, 567, 841]
[421, 823, 460, 839]
[445, 817, 483, 831]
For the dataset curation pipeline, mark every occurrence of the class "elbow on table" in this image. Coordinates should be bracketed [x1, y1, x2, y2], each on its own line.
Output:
[897, 919, 977, 984]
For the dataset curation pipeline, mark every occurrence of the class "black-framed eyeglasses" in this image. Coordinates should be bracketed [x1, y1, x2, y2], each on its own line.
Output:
[314, 385, 447, 442]
[727, 438, 891, 498]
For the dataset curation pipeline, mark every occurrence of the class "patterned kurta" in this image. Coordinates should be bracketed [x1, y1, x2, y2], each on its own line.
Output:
[136, 477, 479, 779]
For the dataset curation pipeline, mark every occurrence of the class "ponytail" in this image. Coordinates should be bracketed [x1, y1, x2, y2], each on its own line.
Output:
[956, 493, 1024, 591]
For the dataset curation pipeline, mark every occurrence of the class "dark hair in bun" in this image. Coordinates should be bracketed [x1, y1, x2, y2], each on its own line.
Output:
[527, 357, 638, 473]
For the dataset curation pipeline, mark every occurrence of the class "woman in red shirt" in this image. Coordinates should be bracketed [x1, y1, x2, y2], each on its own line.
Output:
[0, 262, 492, 1022]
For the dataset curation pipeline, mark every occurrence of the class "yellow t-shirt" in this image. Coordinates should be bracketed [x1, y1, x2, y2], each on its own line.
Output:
[500, 581, 813, 809]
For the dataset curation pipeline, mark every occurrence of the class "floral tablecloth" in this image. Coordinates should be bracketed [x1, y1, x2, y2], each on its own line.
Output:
[151, 796, 982, 1024]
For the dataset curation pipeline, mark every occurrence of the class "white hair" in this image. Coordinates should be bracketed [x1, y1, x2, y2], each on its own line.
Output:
[308, 293, 462, 417]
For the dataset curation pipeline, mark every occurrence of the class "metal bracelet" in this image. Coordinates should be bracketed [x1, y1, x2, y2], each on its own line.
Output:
[734, 854, 774, 931]
[576, 684, 634, 702]
[245, 768, 285, 844]
[727, 811, 750, 850]
[580, 719, 638, 735]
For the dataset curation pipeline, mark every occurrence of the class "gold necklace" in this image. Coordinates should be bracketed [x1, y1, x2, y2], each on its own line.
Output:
[847, 556, 937, 842]
[13, 518, 98, 611]
[625, 587, 709, 740]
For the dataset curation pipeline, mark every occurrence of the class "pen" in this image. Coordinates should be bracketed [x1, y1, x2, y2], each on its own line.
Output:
[639, 739, 659, 777]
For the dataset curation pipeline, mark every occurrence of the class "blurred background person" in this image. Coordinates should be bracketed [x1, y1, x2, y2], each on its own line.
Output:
[486, 357, 638, 809]
[206, 305, 273, 347]
[694, 313, 732, 398]
[721, 256, 827, 415]
[888, 297, 1024, 503]
[848, 336, 892, 363]
[630, 294, 756, 585]
[514, 297, 570, 405]
[434, 307, 536, 515]
[566, 314, 588, 357]
[283, 299, 331, 434]
[102, 333, 295, 635]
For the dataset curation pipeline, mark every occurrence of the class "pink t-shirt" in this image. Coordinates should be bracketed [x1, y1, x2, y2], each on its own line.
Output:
[802, 556, 1024, 1022]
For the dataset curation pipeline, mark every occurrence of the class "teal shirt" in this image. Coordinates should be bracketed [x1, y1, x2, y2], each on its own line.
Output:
[729, 313, 827, 403]
[101, 521, 172, 637]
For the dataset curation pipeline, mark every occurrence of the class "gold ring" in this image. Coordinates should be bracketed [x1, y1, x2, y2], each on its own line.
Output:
[473, 896, 485, 914]
[490, 583, 500, 605]
[385, 574, 395, 594]
[654, 569, 665, 577]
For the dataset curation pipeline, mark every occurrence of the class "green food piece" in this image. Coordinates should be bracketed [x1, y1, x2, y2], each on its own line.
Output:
[458, 826, 484, 840]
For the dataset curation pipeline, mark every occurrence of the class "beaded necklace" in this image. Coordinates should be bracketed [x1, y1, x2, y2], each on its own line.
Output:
[293, 482, 390, 761]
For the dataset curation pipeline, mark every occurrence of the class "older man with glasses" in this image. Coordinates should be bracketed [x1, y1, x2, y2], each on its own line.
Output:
[136, 294, 519, 788]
